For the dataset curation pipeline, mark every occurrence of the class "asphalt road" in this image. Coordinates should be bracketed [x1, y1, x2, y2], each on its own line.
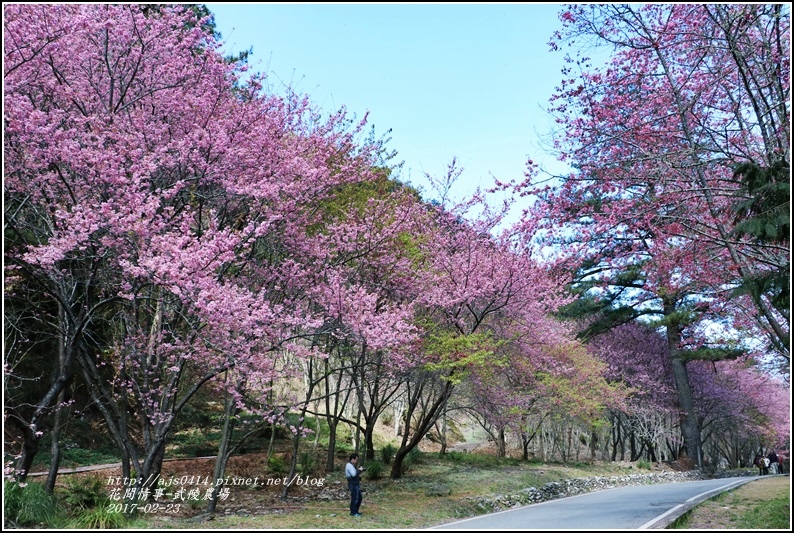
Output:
[431, 477, 759, 530]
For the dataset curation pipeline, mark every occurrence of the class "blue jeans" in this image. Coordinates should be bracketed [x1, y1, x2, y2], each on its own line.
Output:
[349, 482, 362, 514]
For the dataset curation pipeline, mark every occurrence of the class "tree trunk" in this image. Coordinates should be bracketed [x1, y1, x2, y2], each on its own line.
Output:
[364, 421, 376, 461]
[439, 410, 448, 455]
[664, 297, 703, 468]
[44, 389, 66, 493]
[207, 389, 238, 515]
[394, 399, 403, 436]
[13, 422, 40, 484]
[670, 356, 702, 467]
[266, 421, 277, 463]
[282, 361, 316, 501]
[390, 378, 453, 479]
[281, 414, 306, 501]
[325, 419, 338, 473]
[497, 427, 507, 458]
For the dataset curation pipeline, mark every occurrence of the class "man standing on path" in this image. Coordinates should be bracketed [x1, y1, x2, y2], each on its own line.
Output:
[345, 453, 364, 517]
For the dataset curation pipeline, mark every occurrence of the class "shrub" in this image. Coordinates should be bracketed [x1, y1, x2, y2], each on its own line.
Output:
[637, 459, 652, 470]
[61, 475, 108, 511]
[364, 461, 385, 480]
[68, 505, 129, 529]
[447, 451, 465, 463]
[335, 441, 354, 454]
[380, 443, 397, 465]
[268, 454, 288, 475]
[299, 451, 316, 476]
[401, 446, 422, 474]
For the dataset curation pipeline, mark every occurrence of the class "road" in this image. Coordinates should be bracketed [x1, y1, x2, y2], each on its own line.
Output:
[431, 477, 758, 530]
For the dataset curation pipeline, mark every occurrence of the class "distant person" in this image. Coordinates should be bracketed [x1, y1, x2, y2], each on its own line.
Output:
[345, 453, 364, 517]
[754, 455, 764, 475]
[767, 451, 779, 475]
[778, 453, 788, 474]
[762, 455, 770, 475]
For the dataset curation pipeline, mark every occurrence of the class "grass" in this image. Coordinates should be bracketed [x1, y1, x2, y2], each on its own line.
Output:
[16, 421, 787, 530]
[670, 475, 790, 530]
[140, 451, 668, 529]
[736, 494, 790, 529]
[28, 441, 121, 470]
[3, 479, 60, 528]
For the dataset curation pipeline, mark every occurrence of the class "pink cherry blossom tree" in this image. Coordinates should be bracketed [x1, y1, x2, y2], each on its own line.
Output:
[4, 3, 384, 496]
[510, 3, 789, 466]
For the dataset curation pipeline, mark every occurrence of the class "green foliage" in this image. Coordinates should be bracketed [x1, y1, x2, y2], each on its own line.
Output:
[423, 332, 503, 384]
[380, 443, 397, 465]
[731, 160, 790, 244]
[444, 451, 520, 468]
[446, 451, 466, 463]
[364, 460, 385, 480]
[736, 493, 790, 529]
[636, 459, 652, 470]
[730, 160, 790, 314]
[556, 261, 647, 340]
[679, 346, 745, 363]
[60, 447, 121, 467]
[309, 170, 403, 232]
[267, 454, 288, 475]
[169, 428, 221, 457]
[68, 505, 129, 529]
[396, 231, 430, 266]
[298, 451, 316, 476]
[170, 400, 214, 432]
[401, 446, 423, 474]
[335, 441, 354, 455]
[4, 480, 60, 527]
[60, 475, 108, 511]
[335, 423, 353, 445]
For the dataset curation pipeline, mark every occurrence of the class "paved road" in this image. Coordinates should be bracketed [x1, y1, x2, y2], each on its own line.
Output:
[431, 477, 759, 530]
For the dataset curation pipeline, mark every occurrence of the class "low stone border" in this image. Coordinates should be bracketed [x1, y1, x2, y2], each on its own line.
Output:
[467, 470, 757, 512]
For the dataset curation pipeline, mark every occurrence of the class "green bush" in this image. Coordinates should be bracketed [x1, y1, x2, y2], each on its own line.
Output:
[441, 450, 523, 468]
[380, 443, 397, 465]
[299, 451, 316, 476]
[364, 461, 385, 480]
[637, 459, 652, 470]
[68, 504, 129, 529]
[401, 446, 422, 474]
[335, 441, 354, 454]
[268, 454, 288, 475]
[4, 480, 61, 527]
[336, 424, 353, 444]
[446, 451, 465, 463]
[60, 475, 108, 511]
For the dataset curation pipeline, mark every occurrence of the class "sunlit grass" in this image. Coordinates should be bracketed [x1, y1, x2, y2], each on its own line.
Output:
[670, 476, 790, 530]
[139, 451, 663, 529]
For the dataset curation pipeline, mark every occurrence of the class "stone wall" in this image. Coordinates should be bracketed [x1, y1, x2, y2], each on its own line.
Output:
[467, 470, 757, 512]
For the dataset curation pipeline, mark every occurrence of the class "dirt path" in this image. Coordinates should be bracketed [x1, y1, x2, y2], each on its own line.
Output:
[26, 456, 220, 477]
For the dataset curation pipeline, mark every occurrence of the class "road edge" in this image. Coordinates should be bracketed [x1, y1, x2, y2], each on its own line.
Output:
[640, 476, 769, 529]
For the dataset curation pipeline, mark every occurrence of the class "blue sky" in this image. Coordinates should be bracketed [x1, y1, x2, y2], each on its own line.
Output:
[205, 3, 572, 208]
